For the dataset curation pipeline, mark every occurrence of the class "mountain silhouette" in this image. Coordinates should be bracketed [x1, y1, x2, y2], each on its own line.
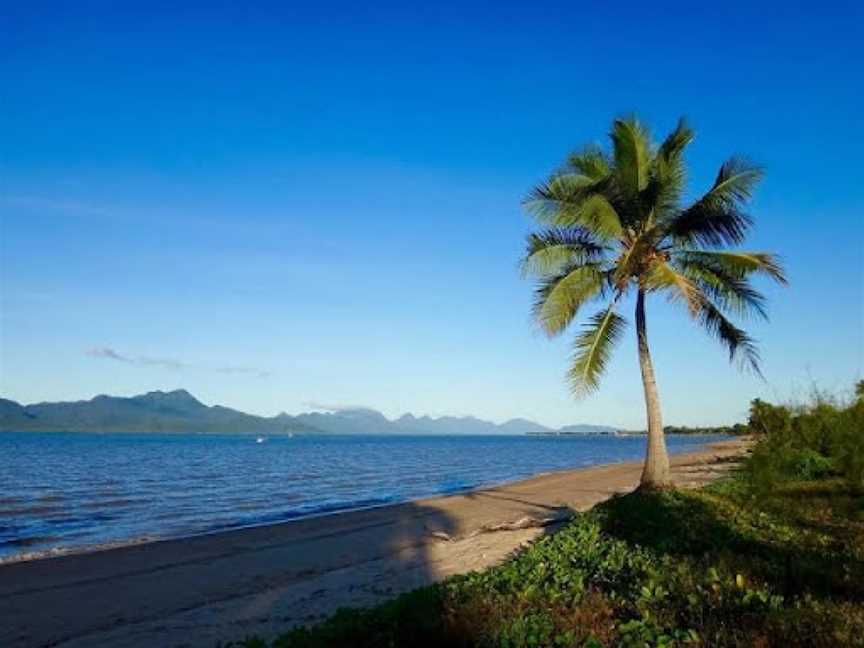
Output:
[0, 390, 616, 435]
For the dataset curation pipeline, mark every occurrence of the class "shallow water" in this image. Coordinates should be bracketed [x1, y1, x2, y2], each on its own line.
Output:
[0, 431, 725, 559]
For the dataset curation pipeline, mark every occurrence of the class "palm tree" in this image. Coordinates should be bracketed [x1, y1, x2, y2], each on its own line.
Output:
[521, 116, 787, 489]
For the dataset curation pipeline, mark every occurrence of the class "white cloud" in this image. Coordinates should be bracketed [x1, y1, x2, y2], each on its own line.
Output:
[87, 347, 270, 378]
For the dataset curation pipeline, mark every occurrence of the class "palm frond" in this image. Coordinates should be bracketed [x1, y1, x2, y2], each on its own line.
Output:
[521, 228, 610, 277]
[666, 157, 763, 247]
[707, 157, 763, 203]
[647, 256, 768, 323]
[674, 250, 785, 320]
[611, 117, 652, 197]
[532, 265, 607, 337]
[690, 268, 766, 319]
[696, 297, 763, 376]
[646, 118, 694, 218]
[675, 250, 787, 284]
[523, 174, 623, 239]
[568, 303, 626, 396]
[643, 261, 763, 373]
[658, 117, 694, 161]
[566, 144, 610, 179]
[643, 261, 703, 316]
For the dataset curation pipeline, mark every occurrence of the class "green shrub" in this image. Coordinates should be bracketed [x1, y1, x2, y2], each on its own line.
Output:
[744, 383, 863, 491]
[831, 398, 864, 488]
[792, 449, 835, 480]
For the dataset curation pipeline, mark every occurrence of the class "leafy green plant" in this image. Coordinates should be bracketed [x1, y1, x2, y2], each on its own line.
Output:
[745, 384, 864, 490]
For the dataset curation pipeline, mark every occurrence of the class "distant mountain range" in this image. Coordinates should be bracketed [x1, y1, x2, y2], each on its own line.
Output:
[0, 389, 618, 436]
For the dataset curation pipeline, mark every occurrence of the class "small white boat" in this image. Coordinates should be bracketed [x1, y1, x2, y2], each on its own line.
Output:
[256, 436, 266, 444]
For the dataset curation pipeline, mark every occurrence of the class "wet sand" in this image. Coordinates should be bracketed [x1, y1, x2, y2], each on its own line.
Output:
[0, 437, 748, 647]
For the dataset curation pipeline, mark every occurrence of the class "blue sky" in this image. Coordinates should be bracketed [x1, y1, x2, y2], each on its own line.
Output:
[1, 1, 861, 428]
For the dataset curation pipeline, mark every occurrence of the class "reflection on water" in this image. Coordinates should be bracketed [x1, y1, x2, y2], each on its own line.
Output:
[0, 431, 724, 559]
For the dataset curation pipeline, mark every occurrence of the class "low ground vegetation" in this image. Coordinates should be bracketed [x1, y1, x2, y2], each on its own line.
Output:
[231, 384, 864, 647]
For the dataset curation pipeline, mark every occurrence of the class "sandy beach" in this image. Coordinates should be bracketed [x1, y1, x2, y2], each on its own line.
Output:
[0, 437, 748, 648]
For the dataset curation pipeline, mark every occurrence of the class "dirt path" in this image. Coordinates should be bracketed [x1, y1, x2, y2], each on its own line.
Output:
[0, 437, 749, 648]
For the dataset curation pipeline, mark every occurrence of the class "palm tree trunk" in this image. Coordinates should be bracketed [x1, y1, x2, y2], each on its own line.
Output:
[636, 289, 670, 488]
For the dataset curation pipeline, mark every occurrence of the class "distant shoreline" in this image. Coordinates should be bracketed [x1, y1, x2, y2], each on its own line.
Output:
[1, 428, 734, 437]
[526, 430, 738, 437]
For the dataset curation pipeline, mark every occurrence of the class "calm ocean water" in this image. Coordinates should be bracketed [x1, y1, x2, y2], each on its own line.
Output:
[0, 432, 725, 560]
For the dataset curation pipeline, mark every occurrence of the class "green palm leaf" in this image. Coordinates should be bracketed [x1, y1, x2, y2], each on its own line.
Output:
[533, 265, 607, 337]
[688, 268, 767, 319]
[648, 263, 763, 373]
[675, 250, 787, 283]
[643, 262, 703, 315]
[521, 228, 609, 277]
[611, 117, 652, 197]
[523, 175, 623, 239]
[568, 304, 627, 396]
[647, 118, 694, 218]
[696, 297, 763, 376]
[657, 118, 694, 162]
[666, 157, 763, 247]
[652, 259, 768, 320]
[567, 144, 611, 179]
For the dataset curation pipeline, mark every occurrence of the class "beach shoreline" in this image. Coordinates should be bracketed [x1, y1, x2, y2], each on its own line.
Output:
[0, 433, 732, 567]
[0, 436, 749, 648]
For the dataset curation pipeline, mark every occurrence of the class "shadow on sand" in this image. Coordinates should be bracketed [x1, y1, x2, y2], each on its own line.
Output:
[0, 499, 464, 647]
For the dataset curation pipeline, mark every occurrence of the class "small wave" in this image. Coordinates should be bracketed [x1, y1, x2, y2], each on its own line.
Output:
[437, 480, 479, 494]
[0, 534, 158, 565]
[0, 534, 61, 548]
[293, 495, 396, 517]
[192, 495, 400, 534]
